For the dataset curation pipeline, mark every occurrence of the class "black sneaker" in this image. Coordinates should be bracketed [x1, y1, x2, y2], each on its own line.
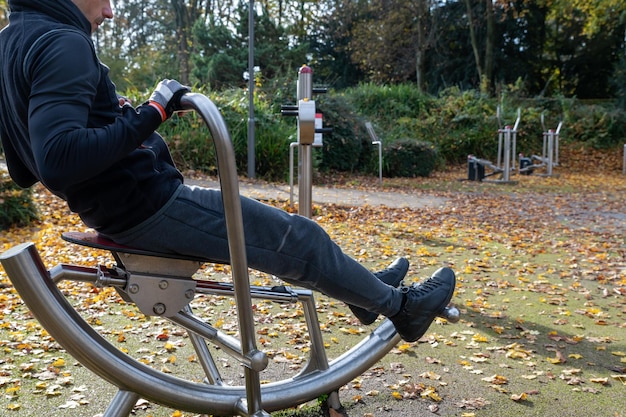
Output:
[390, 267, 456, 342]
[348, 257, 409, 325]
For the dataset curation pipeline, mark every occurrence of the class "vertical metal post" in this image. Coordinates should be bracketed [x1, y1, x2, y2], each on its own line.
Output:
[297, 67, 312, 102]
[502, 127, 511, 182]
[377, 141, 383, 185]
[554, 121, 562, 166]
[546, 130, 554, 176]
[511, 129, 517, 172]
[511, 108, 521, 172]
[297, 66, 314, 218]
[247, 0, 255, 178]
[299, 146, 313, 218]
[365, 122, 383, 186]
[497, 128, 503, 169]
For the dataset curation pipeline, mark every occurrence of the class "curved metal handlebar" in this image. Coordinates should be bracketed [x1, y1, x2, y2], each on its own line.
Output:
[178, 93, 264, 414]
[178, 94, 256, 360]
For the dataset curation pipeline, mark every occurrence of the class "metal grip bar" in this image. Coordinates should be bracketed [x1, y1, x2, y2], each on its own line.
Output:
[178, 93, 266, 415]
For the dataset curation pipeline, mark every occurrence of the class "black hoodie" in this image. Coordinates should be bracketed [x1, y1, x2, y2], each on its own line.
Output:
[0, 0, 183, 234]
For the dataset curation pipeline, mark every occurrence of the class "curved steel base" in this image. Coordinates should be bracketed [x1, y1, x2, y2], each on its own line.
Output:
[0, 242, 400, 415]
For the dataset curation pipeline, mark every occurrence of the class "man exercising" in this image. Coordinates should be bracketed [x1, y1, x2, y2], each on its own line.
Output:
[0, 0, 455, 342]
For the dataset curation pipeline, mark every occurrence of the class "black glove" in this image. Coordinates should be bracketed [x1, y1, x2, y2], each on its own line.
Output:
[147, 79, 191, 121]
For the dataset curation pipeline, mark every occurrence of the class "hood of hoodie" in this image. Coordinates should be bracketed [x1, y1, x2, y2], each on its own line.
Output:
[8, 0, 92, 35]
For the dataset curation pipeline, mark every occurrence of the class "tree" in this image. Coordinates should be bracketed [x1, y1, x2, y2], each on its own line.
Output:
[95, 0, 182, 90]
[348, 0, 437, 87]
[464, 0, 483, 87]
[562, 0, 626, 37]
[191, 20, 245, 89]
[428, 1, 476, 91]
[172, 0, 193, 85]
[9, 0, 622, 100]
[309, 0, 366, 88]
[540, 0, 626, 97]
[415, 0, 433, 92]
[191, 4, 307, 89]
[494, 1, 549, 96]
[463, 0, 496, 93]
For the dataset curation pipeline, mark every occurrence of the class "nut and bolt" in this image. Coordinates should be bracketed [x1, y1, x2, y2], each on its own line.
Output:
[153, 303, 166, 315]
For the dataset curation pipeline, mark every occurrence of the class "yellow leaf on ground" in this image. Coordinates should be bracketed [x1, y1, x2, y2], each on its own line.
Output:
[590, 377, 609, 385]
[511, 392, 528, 402]
[610, 375, 626, 385]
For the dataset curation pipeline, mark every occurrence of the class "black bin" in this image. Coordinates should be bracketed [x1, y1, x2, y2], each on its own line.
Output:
[467, 159, 485, 181]
[519, 156, 533, 175]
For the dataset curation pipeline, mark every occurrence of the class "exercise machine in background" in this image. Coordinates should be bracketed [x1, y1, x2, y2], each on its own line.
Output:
[519, 112, 562, 177]
[467, 106, 521, 183]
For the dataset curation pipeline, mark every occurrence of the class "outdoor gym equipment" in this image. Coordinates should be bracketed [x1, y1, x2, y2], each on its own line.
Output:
[282, 65, 331, 217]
[467, 106, 521, 183]
[0, 92, 460, 417]
[519, 113, 562, 177]
[365, 122, 383, 186]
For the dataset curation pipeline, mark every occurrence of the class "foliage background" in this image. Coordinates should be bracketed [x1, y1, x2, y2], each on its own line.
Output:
[1, 0, 626, 221]
[140, 83, 626, 181]
[0, 3, 624, 416]
[2, 0, 625, 99]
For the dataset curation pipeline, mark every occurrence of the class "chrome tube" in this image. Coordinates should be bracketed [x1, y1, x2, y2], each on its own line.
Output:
[298, 144, 313, 218]
[502, 128, 511, 182]
[0, 243, 243, 414]
[104, 391, 141, 417]
[180, 93, 266, 415]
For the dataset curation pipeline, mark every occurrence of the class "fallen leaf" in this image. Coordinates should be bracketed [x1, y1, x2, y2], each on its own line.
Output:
[511, 392, 528, 402]
[589, 377, 609, 385]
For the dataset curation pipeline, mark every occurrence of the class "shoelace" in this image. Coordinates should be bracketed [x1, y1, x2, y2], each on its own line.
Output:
[399, 276, 445, 296]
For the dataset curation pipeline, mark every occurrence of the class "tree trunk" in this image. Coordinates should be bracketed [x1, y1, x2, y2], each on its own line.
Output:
[173, 0, 191, 85]
[484, 0, 495, 93]
[415, 0, 427, 92]
[464, 0, 483, 83]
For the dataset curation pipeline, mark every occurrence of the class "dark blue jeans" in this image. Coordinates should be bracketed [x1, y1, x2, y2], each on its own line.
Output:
[105, 184, 402, 317]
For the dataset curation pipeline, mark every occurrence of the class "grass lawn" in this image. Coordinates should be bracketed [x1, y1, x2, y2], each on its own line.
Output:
[1, 163, 625, 417]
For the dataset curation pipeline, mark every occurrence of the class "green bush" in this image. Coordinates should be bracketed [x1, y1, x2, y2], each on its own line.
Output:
[155, 87, 296, 181]
[346, 83, 432, 127]
[383, 139, 438, 177]
[223, 90, 296, 181]
[116, 83, 626, 180]
[0, 169, 38, 230]
[162, 112, 218, 173]
[248, 110, 296, 181]
[565, 103, 626, 149]
[316, 94, 370, 172]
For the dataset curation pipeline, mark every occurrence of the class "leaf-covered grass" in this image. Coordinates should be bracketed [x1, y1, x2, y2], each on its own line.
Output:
[0, 163, 624, 416]
[0, 170, 38, 231]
